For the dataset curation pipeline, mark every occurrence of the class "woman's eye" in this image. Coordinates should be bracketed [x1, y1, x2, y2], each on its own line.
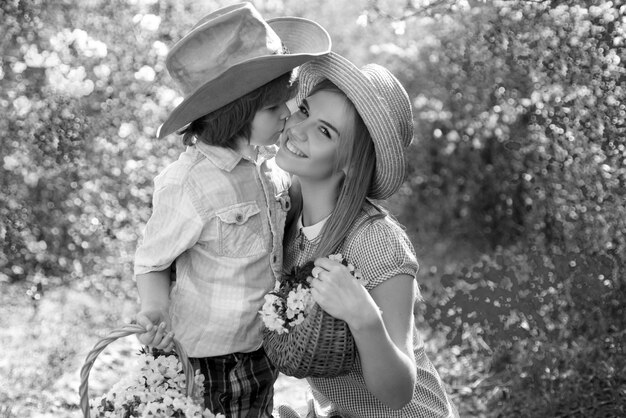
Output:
[319, 126, 331, 138]
[298, 105, 309, 116]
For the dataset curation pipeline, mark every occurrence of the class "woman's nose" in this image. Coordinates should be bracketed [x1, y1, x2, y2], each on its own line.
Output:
[286, 116, 307, 142]
[286, 110, 306, 131]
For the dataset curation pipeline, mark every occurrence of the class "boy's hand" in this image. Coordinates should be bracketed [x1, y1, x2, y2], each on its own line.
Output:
[134, 309, 175, 351]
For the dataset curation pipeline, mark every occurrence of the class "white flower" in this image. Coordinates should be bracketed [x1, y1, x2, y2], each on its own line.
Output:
[134, 65, 156, 82]
[261, 253, 365, 334]
[152, 40, 169, 57]
[139, 14, 162, 32]
[47, 65, 94, 97]
[93, 64, 111, 79]
[13, 96, 32, 117]
[328, 253, 344, 262]
[89, 351, 221, 417]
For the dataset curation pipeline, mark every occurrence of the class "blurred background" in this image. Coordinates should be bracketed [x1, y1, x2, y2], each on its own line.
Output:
[0, 0, 624, 416]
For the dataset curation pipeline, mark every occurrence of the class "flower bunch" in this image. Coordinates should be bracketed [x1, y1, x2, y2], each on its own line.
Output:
[90, 347, 223, 418]
[260, 254, 363, 334]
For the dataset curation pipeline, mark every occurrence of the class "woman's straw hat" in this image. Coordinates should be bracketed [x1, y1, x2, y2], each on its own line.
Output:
[157, 2, 331, 139]
[297, 52, 414, 200]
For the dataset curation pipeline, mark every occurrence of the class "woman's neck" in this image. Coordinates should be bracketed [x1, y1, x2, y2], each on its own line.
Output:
[298, 175, 343, 227]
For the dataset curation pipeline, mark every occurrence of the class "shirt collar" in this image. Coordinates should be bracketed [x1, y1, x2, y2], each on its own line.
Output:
[194, 141, 278, 172]
[297, 213, 331, 241]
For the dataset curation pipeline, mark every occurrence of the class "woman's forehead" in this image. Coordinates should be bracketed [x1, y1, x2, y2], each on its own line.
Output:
[306, 91, 354, 124]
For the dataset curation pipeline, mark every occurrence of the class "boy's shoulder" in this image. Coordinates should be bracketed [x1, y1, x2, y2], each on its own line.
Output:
[156, 143, 243, 182]
[154, 146, 205, 186]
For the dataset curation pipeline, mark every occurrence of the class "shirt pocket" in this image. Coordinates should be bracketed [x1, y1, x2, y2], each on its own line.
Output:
[215, 201, 266, 258]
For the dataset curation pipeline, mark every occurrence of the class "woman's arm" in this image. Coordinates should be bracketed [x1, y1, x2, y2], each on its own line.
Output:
[359, 274, 416, 407]
[311, 258, 416, 409]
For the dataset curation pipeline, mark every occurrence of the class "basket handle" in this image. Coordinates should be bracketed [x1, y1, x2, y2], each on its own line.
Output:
[78, 323, 195, 417]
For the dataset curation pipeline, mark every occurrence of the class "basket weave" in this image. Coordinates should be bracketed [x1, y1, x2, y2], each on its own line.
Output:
[262, 302, 356, 378]
[78, 323, 195, 418]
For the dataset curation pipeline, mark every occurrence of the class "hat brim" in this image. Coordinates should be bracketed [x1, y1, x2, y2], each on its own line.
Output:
[296, 53, 407, 200]
[157, 17, 331, 139]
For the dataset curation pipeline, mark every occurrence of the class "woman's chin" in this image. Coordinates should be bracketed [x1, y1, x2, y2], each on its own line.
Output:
[275, 149, 296, 173]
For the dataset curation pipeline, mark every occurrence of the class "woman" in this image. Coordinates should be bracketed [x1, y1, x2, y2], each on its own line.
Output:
[273, 52, 458, 417]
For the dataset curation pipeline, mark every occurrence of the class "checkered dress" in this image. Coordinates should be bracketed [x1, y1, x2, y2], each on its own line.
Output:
[282, 204, 458, 418]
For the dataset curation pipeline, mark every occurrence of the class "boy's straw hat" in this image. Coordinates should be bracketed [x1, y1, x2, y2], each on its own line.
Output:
[297, 52, 414, 200]
[157, 2, 331, 139]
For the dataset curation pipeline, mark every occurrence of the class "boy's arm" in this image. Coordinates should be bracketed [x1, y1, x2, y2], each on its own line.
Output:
[135, 267, 175, 350]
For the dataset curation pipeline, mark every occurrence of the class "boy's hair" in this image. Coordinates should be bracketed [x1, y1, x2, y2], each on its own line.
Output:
[180, 71, 295, 147]
[304, 80, 383, 259]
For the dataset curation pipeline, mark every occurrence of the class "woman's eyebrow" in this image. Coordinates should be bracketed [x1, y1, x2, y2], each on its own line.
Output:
[303, 98, 341, 137]
[320, 119, 340, 137]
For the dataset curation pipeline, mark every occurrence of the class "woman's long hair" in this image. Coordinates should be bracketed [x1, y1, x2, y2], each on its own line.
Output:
[301, 80, 384, 259]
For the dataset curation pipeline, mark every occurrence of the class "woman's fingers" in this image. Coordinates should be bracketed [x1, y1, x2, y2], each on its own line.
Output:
[311, 266, 324, 279]
[313, 257, 339, 270]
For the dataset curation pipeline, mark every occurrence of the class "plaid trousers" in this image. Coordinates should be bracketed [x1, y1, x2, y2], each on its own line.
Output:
[190, 347, 279, 418]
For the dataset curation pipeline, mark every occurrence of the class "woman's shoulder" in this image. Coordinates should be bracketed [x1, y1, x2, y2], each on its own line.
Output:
[351, 218, 415, 259]
[351, 203, 412, 245]
[342, 204, 418, 288]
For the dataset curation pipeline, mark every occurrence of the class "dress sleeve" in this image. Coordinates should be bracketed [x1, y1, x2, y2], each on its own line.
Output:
[345, 218, 419, 291]
[133, 180, 204, 275]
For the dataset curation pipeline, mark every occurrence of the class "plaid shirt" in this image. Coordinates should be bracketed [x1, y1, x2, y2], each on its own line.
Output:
[135, 141, 290, 357]
[283, 203, 457, 418]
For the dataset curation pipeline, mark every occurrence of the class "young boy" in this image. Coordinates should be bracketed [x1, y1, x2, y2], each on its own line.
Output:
[133, 3, 330, 416]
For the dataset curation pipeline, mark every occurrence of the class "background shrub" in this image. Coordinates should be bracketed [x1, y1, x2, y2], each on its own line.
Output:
[1, 0, 624, 415]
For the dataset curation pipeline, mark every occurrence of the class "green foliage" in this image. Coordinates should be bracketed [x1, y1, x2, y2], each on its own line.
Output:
[0, 0, 218, 287]
[399, 0, 625, 255]
[2, 0, 625, 415]
[363, 0, 625, 414]
[428, 245, 624, 347]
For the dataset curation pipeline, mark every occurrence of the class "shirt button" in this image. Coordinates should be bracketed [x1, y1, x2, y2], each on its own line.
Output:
[235, 213, 243, 222]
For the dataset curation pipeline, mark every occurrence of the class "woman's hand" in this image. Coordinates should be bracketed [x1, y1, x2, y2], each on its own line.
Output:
[309, 257, 381, 330]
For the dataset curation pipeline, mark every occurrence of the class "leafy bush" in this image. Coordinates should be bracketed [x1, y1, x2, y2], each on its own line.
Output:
[428, 245, 623, 346]
[0, 0, 215, 288]
[2, 0, 624, 415]
[398, 0, 625, 256]
[419, 242, 625, 416]
[371, 0, 626, 414]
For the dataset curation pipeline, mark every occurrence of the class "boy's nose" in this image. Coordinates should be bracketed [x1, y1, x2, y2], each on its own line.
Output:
[278, 102, 290, 119]
[285, 98, 298, 115]
[278, 103, 290, 132]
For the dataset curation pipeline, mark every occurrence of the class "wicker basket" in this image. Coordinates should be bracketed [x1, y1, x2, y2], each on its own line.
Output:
[78, 323, 195, 418]
[262, 302, 356, 378]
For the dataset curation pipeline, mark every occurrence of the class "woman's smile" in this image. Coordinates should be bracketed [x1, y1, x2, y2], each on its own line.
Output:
[284, 137, 308, 158]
